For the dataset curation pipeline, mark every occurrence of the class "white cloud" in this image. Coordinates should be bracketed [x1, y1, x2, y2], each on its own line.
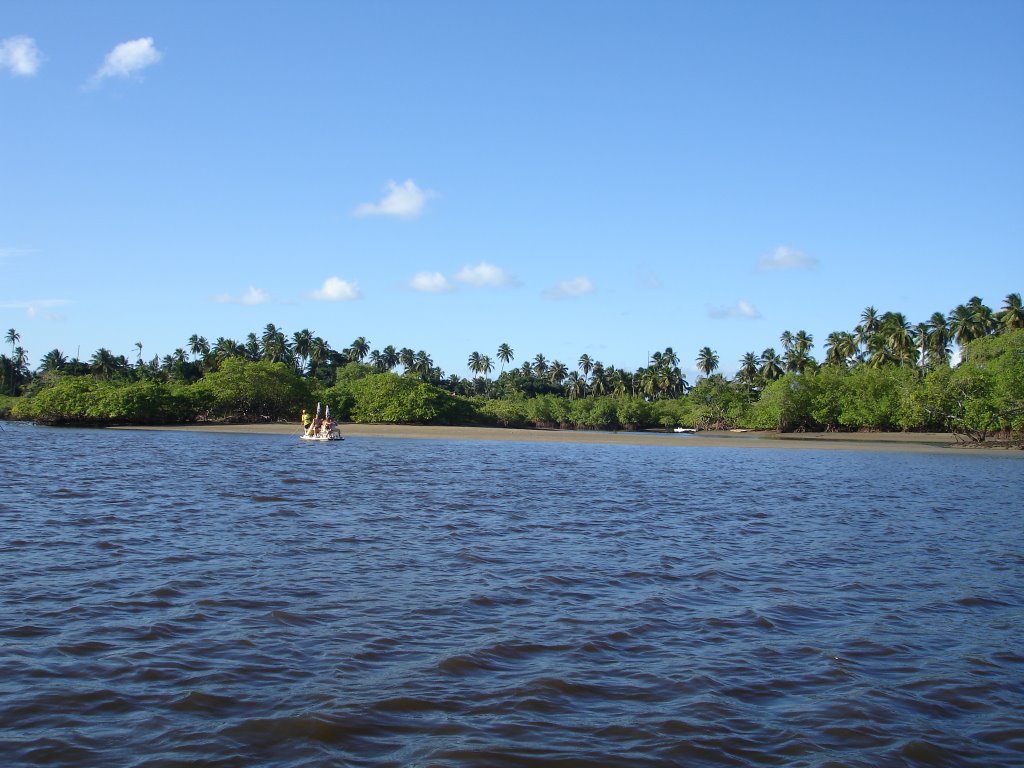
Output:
[758, 245, 818, 272]
[454, 261, 514, 288]
[310, 276, 360, 301]
[354, 179, 435, 219]
[1, 298, 71, 314]
[0, 246, 33, 261]
[544, 276, 594, 299]
[708, 299, 761, 319]
[213, 286, 269, 305]
[409, 271, 451, 293]
[0, 36, 43, 76]
[90, 37, 162, 84]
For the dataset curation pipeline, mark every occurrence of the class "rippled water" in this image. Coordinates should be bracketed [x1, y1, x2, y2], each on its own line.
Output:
[1, 422, 1022, 767]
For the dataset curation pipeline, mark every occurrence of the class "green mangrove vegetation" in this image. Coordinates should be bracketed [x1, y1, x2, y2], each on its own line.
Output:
[2, 293, 1022, 445]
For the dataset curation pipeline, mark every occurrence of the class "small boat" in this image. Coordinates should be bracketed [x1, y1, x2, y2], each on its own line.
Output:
[301, 429, 344, 442]
[673, 427, 697, 433]
[301, 402, 344, 442]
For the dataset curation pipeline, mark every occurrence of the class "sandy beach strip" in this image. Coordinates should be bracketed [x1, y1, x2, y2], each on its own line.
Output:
[108, 423, 1000, 454]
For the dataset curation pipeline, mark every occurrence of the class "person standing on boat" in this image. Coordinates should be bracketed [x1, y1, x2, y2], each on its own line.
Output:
[301, 409, 312, 434]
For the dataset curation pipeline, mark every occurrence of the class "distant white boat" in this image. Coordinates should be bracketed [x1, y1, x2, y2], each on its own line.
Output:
[673, 427, 697, 434]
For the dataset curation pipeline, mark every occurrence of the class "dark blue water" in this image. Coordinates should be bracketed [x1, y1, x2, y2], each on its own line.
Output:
[1, 422, 1022, 767]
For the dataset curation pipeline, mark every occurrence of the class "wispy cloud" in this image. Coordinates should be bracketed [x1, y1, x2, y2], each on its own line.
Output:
[213, 286, 269, 305]
[0, 36, 43, 76]
[708, 299, 761, 319]
[544, 276, 594, 299]
[0, 298, 72, 319]
[310, 276, 360, 301]
[408, 271, 452, 293]
[354, 179, 435, 219]
[88, 37, 162, 86]
[758, 245, 818, 272]
[454, 261, 515, 288]
[0, 246, 33, 261]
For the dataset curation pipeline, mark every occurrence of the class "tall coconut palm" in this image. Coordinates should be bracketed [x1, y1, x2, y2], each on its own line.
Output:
[90, 347, 121, 378]
[413, 350, 433, 378]
[293, 329, 313, 374]
[5, 329, 18, 394]
[188, 334, 210, 374]
[40, 348, 68, 373]
[879, 312, 916, 366]
[565, 371, 585, 400]
[497, 343, 514, 373]
[824, 332, 857, 368]
[134, 341, 144, 366]
[696, 347, 719, 376]
[925, 312, 951, 367]
[793, 330, 813, 355]
[245, 333, 261, 361]
[737, 352, 760, 384]
[381, 345, 399, 371]
[779, 330, 795, 353]
[759, 348, 784, 382]
[309, 337, 330, 377]
[479, 355, 494, 377]
[661, 347, 680, 369]
[467, 351, 483, 376]
[532, 353, 548, 378]
[348, 336, 370, 363]
[548, 360, 568, 387]
[856, 306, 879, 351]
[399, 347, 415, 373]
[578, 353, 593, 380]
[997, 292, 1024, 331]
[590, 362, 609, 395]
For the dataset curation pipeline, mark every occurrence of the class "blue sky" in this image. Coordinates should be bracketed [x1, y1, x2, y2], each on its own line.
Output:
[2, 1, 1022, 379]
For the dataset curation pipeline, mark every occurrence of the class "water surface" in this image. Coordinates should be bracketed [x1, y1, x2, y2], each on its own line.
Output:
[1, 423, 1022, 766]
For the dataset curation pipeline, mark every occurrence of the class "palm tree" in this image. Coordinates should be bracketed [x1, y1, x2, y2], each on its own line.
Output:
[856, 306, 879, 352]
[293, 329, 313, 374]
[497, 343, 514, 373]
[824, 332, 857, 368]
[134, 341, 144, 366]
[779, 330, 795, 353]
[759, 348, 783, 382]
[381, 345, 399, 371]
[879, 311, 916, 366]
[578, 353, 593, 380]
[90, 347, 121, 378]
[40, 348, 68, 373]
[926, 312, 951, 367]
[696, 346, 719, 376]
[998, 292, 1024, 331]
[532, 353, 548, 378]
[479, 355, 494, 377]
[244, 333, 261, 361]
[5, 329, 18, 394]
[399, 348, 415, 373]
[548, 360, 568, 387]
[188, 334, 210, 374]
[565, 371, 585, 400]
[347, 336, 370, 363]
[661, 346, 680, 369]
[737, 352, 760, 384]
[590, 362, 609, 395]
[309, 337, 330, 377]
[467, 351, 483, 376]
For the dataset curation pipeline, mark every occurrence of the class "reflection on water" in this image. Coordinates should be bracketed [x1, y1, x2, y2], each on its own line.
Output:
[1, 422, 1022, 767]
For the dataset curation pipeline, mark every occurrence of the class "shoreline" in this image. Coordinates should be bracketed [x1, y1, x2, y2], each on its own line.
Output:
[108, 423, 1020, 454]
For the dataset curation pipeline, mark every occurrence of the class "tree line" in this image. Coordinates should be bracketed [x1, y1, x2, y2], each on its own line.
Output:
[2, 293, 1022, 444]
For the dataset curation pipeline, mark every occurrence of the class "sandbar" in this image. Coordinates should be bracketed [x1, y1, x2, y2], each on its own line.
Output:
[110, 423, 1015, 455]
